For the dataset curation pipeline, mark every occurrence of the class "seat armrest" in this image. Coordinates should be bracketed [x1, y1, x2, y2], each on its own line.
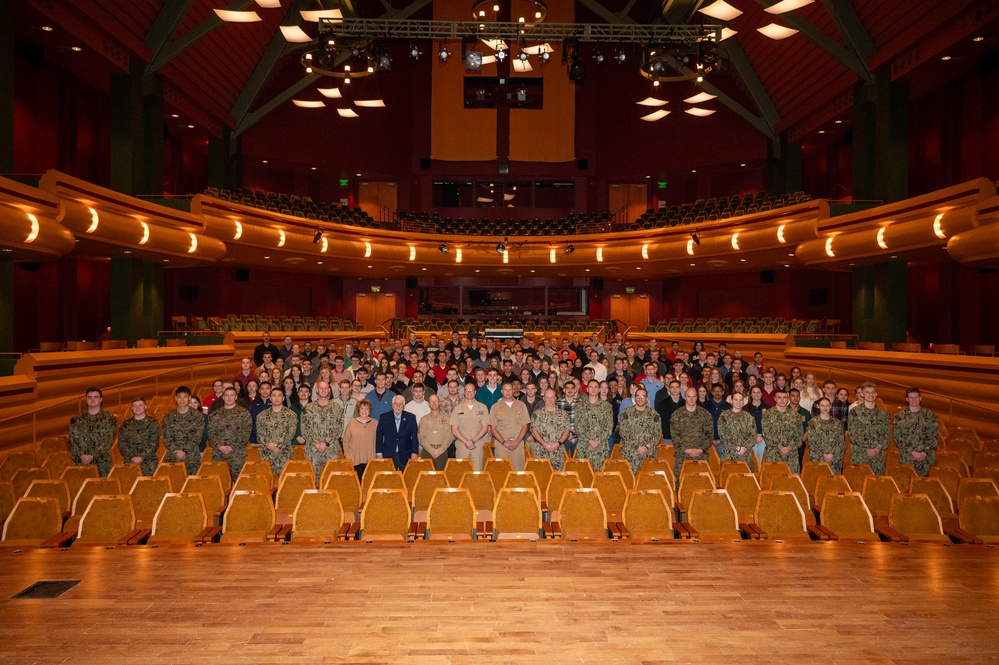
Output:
[40, 531, 76, 548]
[125, 529, 152, 545]
[807, 524, 835, 541]
[875, 525, 908, 542]
[944, 527, 982, 544]
[345, 523, 361, 539]
[197, 526, 222, 543]
[740, 523, 764, 540]
[607, 522, 624, 539]
[276, 524, 292, 541]
[266, 524, 284, 542]
[680, 522, 698, 539]
[614, 522, 631, 539]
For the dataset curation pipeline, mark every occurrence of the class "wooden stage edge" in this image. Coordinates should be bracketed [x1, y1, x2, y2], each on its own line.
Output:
[1, 541, 998, 664]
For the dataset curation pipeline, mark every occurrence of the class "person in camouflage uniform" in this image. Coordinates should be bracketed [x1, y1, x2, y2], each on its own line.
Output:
[162, 386, 205, 475]
[69, 387, 117, 477]
[619, 387, 662, 475]
[301, 380, 345, 484]
[761, 389, 805, 473]
[529, 388, 571, 471]
[670, 387, 713, 481]
[117, 397, 161, 476]
[807, 397, 846, 474]
[575, 380, 614, 471]
[893, 387, 939, 477]
[256, 388, 298, 476]
[717, 392, 757, 471]
[207, 386, 253, 482]
[847, 382, 891, 475]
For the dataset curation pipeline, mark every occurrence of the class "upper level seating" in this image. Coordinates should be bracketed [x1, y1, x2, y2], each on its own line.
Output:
[205, 188, 385, 229]
[396, 211, 612, 236]
[172, 313, 362, 333]
[392, 317, 616, 338]
[643, 316, 833, 335]
[624, 191, 811, 231]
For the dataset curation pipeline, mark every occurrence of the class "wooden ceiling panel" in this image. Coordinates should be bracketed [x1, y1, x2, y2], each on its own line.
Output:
[112, 0, 163, 46]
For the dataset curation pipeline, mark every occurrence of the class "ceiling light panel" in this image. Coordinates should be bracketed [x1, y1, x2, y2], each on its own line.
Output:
[699, 0, 743, 21]
[757, 23, 800, 39]
[214, 9, 261, 22]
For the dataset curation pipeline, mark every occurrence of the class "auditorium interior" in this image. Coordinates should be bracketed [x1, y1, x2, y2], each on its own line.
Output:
[2, 0, 999, 662]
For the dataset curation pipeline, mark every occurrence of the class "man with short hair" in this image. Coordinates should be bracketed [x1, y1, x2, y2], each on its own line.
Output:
[333, 380, 357, 432]
[301, 380, 345, 483]
[893, 387, 939, 477]
[619, 387, 662, 474]
[762, 389, 805, 473]
[718, 392, 757, 470]
[556, 380, 581, 457]
[529, 388, 571, 471]
[404, 384, 432, 424]
[253, 332, 280, 367]
[670, 387, 714, 481]
[847, 382, 891, 475]
[746, 352, 765, 378]
[162, 386, 205, 475]
[450, 382, 491, 471]
[117, 397, 161, 476]
[476, 368, 502, 411]
[256, 387, 297, 476]
[418, 394, 454, 471]
[584, 350, 608, 382]
[655, 380, 684, 443]
[375, 395, 419, 471]
[69, 387, 117, 477]
[207, 386, 253, 481]
[278, 335, 295, 362]
[490, 382, 532, 471]
[704, 383, 732, 454]
[640, 362, 665, 406]
[367, 371, 396, 420]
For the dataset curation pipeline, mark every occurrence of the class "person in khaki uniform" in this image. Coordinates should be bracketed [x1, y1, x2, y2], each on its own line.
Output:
[490, 382, 532, 471]
[450, 382, 490, 471]
[419, 394, 454, 471]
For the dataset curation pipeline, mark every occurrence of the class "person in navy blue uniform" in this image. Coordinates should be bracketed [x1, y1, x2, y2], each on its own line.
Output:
[375, 394, 420, 470]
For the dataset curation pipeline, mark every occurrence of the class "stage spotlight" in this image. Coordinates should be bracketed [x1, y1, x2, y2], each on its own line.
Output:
[313, 229, 323, 244]
[690, 231, 701, 246]
[439, 243, 449, 254]
[496, 49, 508, 61]
[409, 44, 422, 60]
[539, 51, 551, 63]
[594, 51, 605, 64]
[614, 50, 627, 64]
[568, 53, 586, 81]
[439, 43, 451, 62]
[378, 53, 392, 70]
[564, 244, 575, 255]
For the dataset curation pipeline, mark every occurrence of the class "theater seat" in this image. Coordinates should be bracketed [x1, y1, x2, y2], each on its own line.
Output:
[558, 488, 609, 541]
[493, 488, 542, 541]
[359, 488, 410, 541]
[149, 493, 214, 545]
[425, 488, 476, 541]
[2, 497, 63, 547]
[290, 490, 346, 543]
[621, 489, 674, 541]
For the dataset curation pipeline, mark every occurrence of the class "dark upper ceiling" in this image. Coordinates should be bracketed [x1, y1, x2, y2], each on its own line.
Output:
[13, 0, 999, 167]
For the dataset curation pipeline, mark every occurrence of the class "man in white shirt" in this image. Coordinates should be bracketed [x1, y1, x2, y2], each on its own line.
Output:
[404, 383, 431, 425]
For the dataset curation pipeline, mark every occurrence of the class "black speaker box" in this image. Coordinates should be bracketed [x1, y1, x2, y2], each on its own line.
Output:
[592, 278, 604, 290]
[419, 157, 431, 169]
[406, 277, 418, 289]
[760, 270, 775, 284]
[235, 268, 250, 282]
[577, 159, 588, 171]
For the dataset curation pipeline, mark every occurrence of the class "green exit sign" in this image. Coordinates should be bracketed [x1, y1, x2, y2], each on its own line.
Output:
[657, 181, 667, 189]
[339, 179, 349, 187]
[626, 287, 636, 294]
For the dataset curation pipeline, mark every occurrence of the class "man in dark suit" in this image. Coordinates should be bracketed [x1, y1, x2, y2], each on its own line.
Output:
[375, 395, 419, 470]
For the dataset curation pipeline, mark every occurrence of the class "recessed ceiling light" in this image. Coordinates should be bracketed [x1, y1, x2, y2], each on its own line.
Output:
[263, 256, 270, 259]
[740, 163, 746, 167]
[317, 261, 323, 265]
[262, 159, 268, 163]
[818, 130, 826, 134]
[311, 167, 317, 170]
[690, 263, 695, 267]
[41, 26, 53, 32]
[890, 255, 897, 259]
[941, 55, 952, 61]
[163, 259, 169, 262]
[784, 264, 790, 267]
[691, 169, 697, 173]
[530, 269, 535, 273]
[123, 250, 131, 254]
[973, 36, 984, 42]
[71, 46, 82, 52]
[834, 120, 842, 124]
[585, 269, 590, 272]
[475, 269, 480, 272]
[422, 267, 427, 271]
[171, 114, 179, 118]
[187, 124, 194, 129]
[356, 173, 362, 176]
[740, 258, 746, 262]
[367, 265, 372, 268]
[636, 267, 641, 270]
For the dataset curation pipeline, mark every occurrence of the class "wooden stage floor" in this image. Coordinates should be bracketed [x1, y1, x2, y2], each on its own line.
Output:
[1, 541, 998, 664]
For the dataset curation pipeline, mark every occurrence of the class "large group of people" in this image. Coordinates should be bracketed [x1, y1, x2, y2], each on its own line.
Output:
[68, 330, 941, 489]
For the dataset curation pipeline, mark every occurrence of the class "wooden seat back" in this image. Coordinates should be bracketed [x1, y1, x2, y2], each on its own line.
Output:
[11, 467, 51, 498]
[754, 491, 808, 539]
[678, 472, 715, 513]
[291, 490, 344, 542]
[957, 478, 999, 509]
[686, 489, 740, 540]
[909, 477, 955, 518]
[360, 488, 410, 541]
[36, 437, 70, 463]
[958, 495, 999, 542]
[723, 473, 762, 522]
[639, 458, 675, 485]
[820, 492, 876, 540]
[887, 464, 918, 491]
[459, 471, 497, 514]
[361, 458, 397, 500]
[426, 488, 476, 540]
[635, 471, 676, 508]
[845, 464, 875, 493]
[524, 458, 554, 496]
[107, 464, 142, 496]
[502, 471, 541, 501]
[233, 474, 272, 494]
[929, 465, 963, 500]
[368, 470, 406, 496]
[563, 459, 594, 487]
[150, 493, 208, 543]
[601, 460, 636, 489]
[412, 471, 450, 514]
[888, 493, 948, 542]
[153, 462, 188, 493]
[622, 489, 673, 541]
[276, 472, 317, 516]
[319, 459, 355, 491]
[493, 488, 542, 540]
[0, 452, 37, 480]
[0, 481, 14, 524]
[403, 458, 435, 500]
[323, 472, 361, 520]
[71, 477, 122, 516]
[545, 471, 581, 520]
[590, 471, 628, 517]
[814, 475, 852, 508]
[196, 461, 233, 495]
[279, 459, 314, 480]
[861, 475, 901, 519]
[240, 461, 275, 485]
[443, 458, 474, 488]
[484, 458, 514, 494]
[558, 488, 608, 540]
[2, 497, 62, 545]
[801, 461, 833, 497]
[76, 494, 135, 545]
[679, 459, 713, 484]
[933, 452, 970, 477]
[24, 479, 72, 514]
[130, 476, 173, 525]
[221, 490, 276, 542]
[42, 451, 74, 480]
[759, 461, 792, 488]
[181, 475, 226, 514]
[719, 460, 752, 488]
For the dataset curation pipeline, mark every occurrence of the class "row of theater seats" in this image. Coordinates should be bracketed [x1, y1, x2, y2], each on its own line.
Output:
[393, 317, 616, 337]
[205, 188, 389, 230]
[3, 433, 999, 546]
[397, 211, 612, 236]
[170, 314, 362, 334]
[625, 191, 811, 231]
[645, 316, 841, 335]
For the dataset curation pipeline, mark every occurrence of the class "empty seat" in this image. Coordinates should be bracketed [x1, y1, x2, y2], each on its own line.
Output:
[635, 471, 676, 508]
[545, 471, 582, 519]
[323, 471, 362, 522]
[276, 472, 317, 522]
[719, 460, 753, 488]
[459, 471, 497, 519]
[359, 489, 410, 541]
[957, 495, 999, 544]
[493, 488, 542, 541]
[601, 460, 636, 489]
[290, 490, 344, 543]
[24, 479, 72, 515]
[425, 488, 476, 540]
[558, 488, 608, 541]
[221, 491, 276, 543]
[724, 473, 762, 523]
[801, 462, 833, 498]
[130, 476, 173, 528]
[75, 495, 136, 547]
[60, 466, 99, 503]
[444, 459, 474, 488]
[887, 493, 950, 543]
[591, 472, 629, 520]
[233, 474, 273, 495]
[108, 464, 142, 496]
[677, 472, 716, 517]
[412, 471, 450, 519]
[813, 475, 852, 511]
[753, 491, 810, 541]
[759, 461, 792, 490]
[523, 458, 553, 497]
[685, 489, 741, 541]
[819, 492, 877, 541]
[153, 462, 188, 493]
[149, 493, 210, 545]
[861, 476, 901, 524]
[0, 452, 37, 480]
[368, 470, 406, 497]
[180, 475, 227, 525]
[2, 496, 63, 547]
[42, 451, 74, 480]
[484, 458, 514, 494]
[909, 477, 957, 527]
[503, 471, 542, 501]
[403, 459, 436, 501]
[622, 489, 674, 541]
[319, 459, 356, 490]
[67, 477, 122, 533]
[196, 461, 233, 495]
[563, 459, 594, 487]
[361, 458, 398, 500]
[957, 478, 999, 509]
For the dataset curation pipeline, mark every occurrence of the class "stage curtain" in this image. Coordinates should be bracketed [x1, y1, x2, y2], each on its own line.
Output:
[430, 0, 497, 161]
[509, 0, 575, 163]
